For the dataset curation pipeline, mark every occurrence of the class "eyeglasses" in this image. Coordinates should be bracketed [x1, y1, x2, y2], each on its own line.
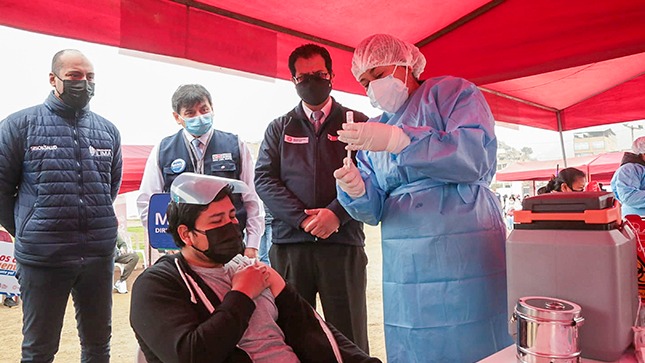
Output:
[293, 71, 330, 84]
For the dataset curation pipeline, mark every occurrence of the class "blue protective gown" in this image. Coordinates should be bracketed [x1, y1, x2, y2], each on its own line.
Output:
[338, 76, 512, 362]
[611, 154, 645, 217]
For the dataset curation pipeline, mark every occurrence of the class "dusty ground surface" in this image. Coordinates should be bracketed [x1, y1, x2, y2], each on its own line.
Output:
[0, 225, 386, 362]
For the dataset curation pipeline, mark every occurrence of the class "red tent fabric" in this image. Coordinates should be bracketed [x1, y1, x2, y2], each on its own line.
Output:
[1, 0, 643, 132]
[496, 151, 624, 183]
[120, 145, 153, 194]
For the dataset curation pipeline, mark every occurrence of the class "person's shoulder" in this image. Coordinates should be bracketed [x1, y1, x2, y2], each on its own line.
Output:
[212, 128, 239, 140]
[419, 76, 483, 106]
[1, 104, 47, 127]
[87, 111, 121, 136]
[618, 162, 645, 177]
[263, 109, 298, 133]
[159, 129, 183, 144]
[274, 107, 299, 124]
[137, 254, 180, 281]
[422, 75, 476, 92]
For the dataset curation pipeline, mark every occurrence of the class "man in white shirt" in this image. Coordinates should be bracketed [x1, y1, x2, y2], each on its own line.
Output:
[137, 84, 263, 262]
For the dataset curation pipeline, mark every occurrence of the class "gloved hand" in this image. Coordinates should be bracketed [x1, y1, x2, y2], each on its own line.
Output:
[338, 122, 410, 153]
[333, 158, 366, 198]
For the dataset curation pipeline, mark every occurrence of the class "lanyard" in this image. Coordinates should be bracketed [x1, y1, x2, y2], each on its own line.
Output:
[184, 132, 213, 175]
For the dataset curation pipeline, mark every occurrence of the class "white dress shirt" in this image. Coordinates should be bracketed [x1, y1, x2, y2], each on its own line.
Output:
[301, 98, 332, 125]
[136, 128, 264, 249]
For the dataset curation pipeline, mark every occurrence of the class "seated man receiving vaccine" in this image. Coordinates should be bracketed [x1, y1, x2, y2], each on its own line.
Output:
[129, 173, 380, 363]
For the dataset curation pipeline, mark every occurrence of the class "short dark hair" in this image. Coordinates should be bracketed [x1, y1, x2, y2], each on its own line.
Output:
[166, 185, 233, 248]
[171, 84, 213, 113]
[51, 49, 82, 75]
[288, 44, 333, 77]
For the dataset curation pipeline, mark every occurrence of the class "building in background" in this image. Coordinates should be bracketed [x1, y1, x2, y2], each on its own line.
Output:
[573, 129, 617, 156]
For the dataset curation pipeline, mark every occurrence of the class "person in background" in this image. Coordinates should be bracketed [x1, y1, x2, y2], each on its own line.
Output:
[0, 49, 122, 362]
[543, 167, 586, 193]
[255, 44, 370, 352]
[113, 233, 140, 294]
[505, 195, 520, 230]
[611, 136, 645, 217]
[130, 173, 380, 363]
[137, 84, 264, 263]
[334, 34, 511, 362]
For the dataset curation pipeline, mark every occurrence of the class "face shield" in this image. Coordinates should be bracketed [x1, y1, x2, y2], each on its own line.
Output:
[170, 172, 249, 205]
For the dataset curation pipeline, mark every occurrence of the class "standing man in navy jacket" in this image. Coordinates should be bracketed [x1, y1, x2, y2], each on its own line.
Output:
[255, 44, 370, 352]
[0, 49, 122, 362]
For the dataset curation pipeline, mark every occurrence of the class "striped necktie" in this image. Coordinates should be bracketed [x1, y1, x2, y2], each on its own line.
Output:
[191, 138, 203, 159]
[311, 110, 324, 133]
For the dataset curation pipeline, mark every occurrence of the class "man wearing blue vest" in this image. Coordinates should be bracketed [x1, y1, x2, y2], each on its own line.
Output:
[137, 84, 263, 260]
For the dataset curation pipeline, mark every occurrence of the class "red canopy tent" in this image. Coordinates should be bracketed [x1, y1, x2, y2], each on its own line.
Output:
[1, 0, 643, 133]
[1, 0, 643, 190]
[496, 151, 624, 183]
[120, 145, 153, 194]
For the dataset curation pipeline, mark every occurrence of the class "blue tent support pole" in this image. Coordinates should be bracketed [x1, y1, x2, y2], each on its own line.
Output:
[557, 110, 567, 168]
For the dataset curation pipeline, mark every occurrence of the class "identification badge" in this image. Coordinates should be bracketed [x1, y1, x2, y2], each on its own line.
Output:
[327, 134, 339, 141]
[284, 135, 309, 144]
[170, 158, 187, 173]
[212, 153, 233, 161]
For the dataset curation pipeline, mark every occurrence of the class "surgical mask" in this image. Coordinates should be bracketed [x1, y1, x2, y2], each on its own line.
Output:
[182, 113, 213, 137]
[191, 222, 245, 264]
[367, 66, 409, 113]
[296, 76, 332, 106]
[57, 78, 95, 110]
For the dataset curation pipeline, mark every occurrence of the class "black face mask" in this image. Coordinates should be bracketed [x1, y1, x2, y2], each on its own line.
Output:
[191, 222, 245, 264]
[296, 76, 332, 106]
[58, 79, 95, 110]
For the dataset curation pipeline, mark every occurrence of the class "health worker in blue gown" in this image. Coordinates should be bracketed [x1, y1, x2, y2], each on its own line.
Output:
[333, 34, 512, 363]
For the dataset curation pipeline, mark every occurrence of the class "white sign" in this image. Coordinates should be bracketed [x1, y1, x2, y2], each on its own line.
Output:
[0, 242, 20, 296]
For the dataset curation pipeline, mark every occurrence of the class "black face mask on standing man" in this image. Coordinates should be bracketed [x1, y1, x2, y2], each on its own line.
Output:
[191, 222, 245, 264]
[56, 75, 95, 110]
[296, 75, 332, 106]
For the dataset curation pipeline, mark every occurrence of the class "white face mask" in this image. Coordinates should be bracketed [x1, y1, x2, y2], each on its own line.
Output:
[367, 65, 409, 113]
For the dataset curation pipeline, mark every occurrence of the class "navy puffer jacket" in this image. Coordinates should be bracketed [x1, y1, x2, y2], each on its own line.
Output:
[0, 92, 122, 266]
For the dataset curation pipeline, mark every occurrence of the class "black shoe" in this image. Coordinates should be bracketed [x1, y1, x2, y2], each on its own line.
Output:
[3, 297, 18, 307]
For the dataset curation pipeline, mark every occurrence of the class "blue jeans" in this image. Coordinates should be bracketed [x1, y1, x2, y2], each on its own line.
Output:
[16, 257, 114, 363]
[258, 223, 272, 266]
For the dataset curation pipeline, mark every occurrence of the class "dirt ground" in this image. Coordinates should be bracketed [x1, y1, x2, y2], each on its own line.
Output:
[0, 225, 387, 362]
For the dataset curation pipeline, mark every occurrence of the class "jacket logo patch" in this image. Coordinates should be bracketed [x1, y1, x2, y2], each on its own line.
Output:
[284, 135, 309, 144]
[89, 145, 112, 157]
[212, 153, 233, 161]
[30, 144, 58, 151]
[327, 134, 339, 141]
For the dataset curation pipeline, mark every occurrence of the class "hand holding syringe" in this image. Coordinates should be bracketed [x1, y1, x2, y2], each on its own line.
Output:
[344, 111, 353, 169]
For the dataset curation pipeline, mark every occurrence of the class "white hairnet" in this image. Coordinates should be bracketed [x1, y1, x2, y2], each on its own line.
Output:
[633, 136, 645, 154]
[351, 34, 426, 81]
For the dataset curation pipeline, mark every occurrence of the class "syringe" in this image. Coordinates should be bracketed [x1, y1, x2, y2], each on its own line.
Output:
[345, 111, 354, 168]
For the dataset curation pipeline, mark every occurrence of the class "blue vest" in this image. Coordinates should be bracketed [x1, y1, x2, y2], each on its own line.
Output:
[158, 130, 247, 230]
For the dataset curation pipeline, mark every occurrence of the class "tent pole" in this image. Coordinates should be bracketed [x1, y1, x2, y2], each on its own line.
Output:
[557, 111, 567, 167]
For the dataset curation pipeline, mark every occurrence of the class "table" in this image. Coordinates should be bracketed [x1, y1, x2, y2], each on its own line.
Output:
[478, 345, 637, 363]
